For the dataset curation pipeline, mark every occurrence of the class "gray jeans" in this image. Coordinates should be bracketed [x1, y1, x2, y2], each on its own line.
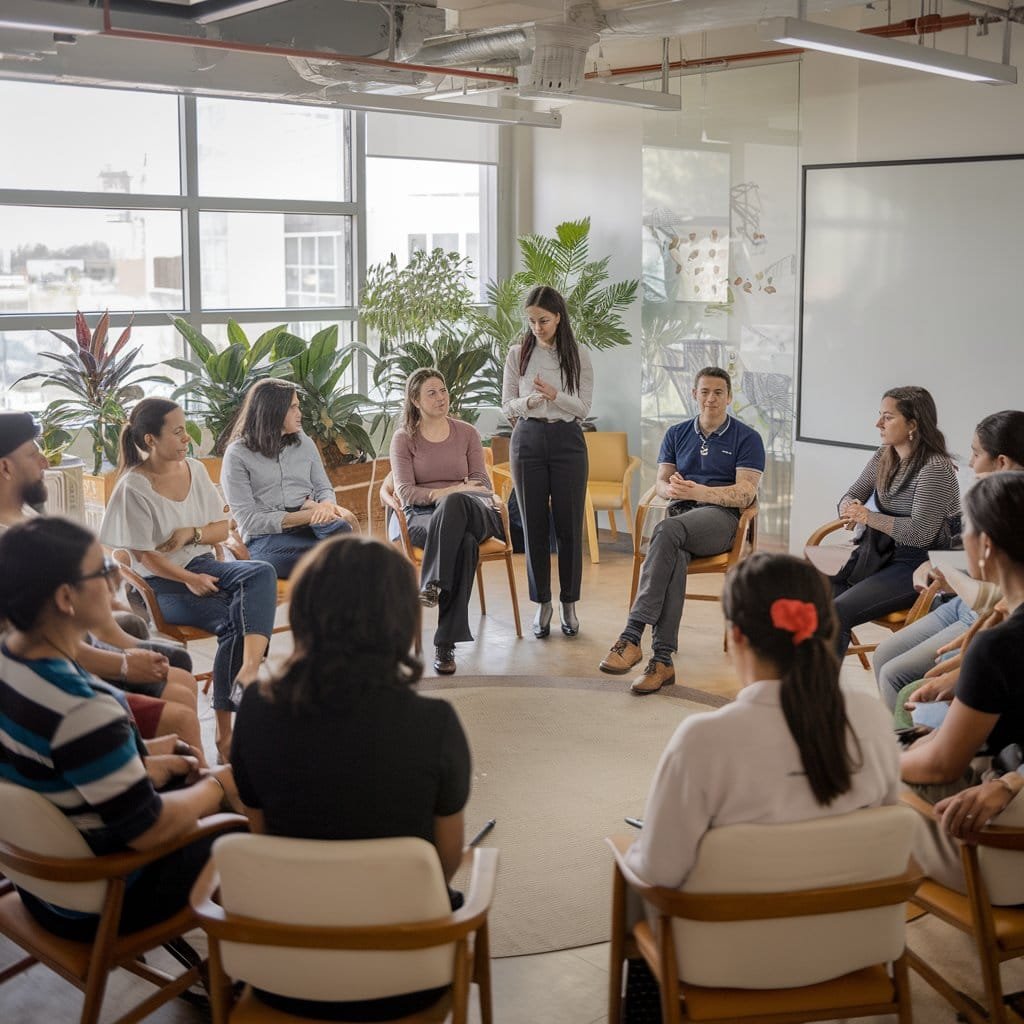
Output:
[631, 504, 739, 655]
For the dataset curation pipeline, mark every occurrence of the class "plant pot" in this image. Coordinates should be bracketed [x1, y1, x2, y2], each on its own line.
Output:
[42, 456, 86, 523]
[327, 457, 391, 538]
[83, 467, 118, 530]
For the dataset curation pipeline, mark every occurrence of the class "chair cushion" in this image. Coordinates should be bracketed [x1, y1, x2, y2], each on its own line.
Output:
[587, 482, 626, 508]
[229, 985, 451, 1023]
[0, 781, 105, 913]
[479, 539, 509, 557]
[215, 834, 454, 1003]
[0, 889, 94, 976]
[670, 806, 917, 988]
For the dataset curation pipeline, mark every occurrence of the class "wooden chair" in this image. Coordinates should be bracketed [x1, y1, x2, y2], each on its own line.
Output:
[607, 805, 921, 1024]
[629, 491, 759, 649]
[582, 431, 642, 565]
[190, 834, 498, 1024]
[804, 520, 942, 669]
[110, 547, 216, 692]
[379, 472, 523, 641]
[223, 518, 293, 634]
[0, 779, 244, 1024]
[902, 790, 1024, 1024]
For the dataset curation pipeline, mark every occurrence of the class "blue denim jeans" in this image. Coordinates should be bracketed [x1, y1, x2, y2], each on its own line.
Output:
[147, 554, 278, 710]
[874, 596, 977, 710]
[247, 518, 352, 579]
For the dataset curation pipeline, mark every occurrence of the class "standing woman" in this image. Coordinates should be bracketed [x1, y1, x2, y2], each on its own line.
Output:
[389, 368, 503, 675]
[222, 378, 357, 580]
[100, 398, 278, 761]
[501, 286, 593, 639]
[831, 386, 960, 659]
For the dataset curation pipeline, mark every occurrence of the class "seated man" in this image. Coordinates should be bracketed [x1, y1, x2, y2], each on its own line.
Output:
[599, 367, 765, 694]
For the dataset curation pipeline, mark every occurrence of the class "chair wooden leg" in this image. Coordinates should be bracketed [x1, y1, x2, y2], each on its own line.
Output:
[892, 951, 912, 1024]
[473, 919, 493, 1024]
[504, 555, 523, 638]
[608, 864, 627, 1024]
[450, 939, 471, 1024]
[80, 879, 127, 1024]
[849, 630, 871, 670]
[964, 845, 1010, 1024]
[608, 510, 618, 541]
[584, 491, 600, 564]
[476, 564, 487, 616]
[622, 495, 634, 543]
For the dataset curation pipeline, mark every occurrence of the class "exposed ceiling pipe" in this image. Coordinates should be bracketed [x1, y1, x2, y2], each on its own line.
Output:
[590, 12, 978, 79]
[413, 28, 529, 66]
[98, 0, 517, 83]
[103, 0, 292, 24]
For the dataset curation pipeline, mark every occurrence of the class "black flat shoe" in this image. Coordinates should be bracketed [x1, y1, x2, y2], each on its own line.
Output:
[532, 603, 553, 639]
[433, 645, 456, 674]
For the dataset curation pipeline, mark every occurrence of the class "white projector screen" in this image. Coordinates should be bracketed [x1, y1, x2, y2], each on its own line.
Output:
[798, 155, 1024, 458]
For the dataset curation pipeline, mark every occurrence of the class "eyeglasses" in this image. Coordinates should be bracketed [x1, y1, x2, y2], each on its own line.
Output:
[75, 558, 119, 584]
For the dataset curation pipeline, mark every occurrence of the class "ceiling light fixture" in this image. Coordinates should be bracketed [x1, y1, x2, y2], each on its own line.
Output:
[326, 91, 562, 128]
[759, 16, 1017, 84]
[519, 81, 681, 111]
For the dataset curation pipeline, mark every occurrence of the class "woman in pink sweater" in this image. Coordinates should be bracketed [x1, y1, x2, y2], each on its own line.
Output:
[389, 368, 504, 675]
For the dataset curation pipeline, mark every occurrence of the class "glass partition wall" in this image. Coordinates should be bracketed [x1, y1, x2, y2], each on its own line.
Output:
[641, 62, 800, 550]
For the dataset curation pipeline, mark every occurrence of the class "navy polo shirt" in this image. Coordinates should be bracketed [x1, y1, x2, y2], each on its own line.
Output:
[658, 415, 766, 487]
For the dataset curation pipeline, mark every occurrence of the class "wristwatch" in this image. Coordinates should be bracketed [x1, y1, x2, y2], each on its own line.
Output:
[192, 527, 202, 546]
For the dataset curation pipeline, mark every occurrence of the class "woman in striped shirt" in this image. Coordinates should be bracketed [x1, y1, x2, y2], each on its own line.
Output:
[831, 386, 961, 659]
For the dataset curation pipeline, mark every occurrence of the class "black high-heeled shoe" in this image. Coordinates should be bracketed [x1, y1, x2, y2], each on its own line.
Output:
[561, 601, 579, 637]
[533, 602, 553, 639]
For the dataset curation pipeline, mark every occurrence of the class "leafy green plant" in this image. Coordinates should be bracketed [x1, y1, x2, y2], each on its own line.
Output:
[37, 407, 75, 467]
[272, 326, 381, 468]
[476, 218, 640, 369]
[372, 329, 500, 425]
[166, 319, 291, 456]
[361, 250, 479, 355]
[15, 311, 172, 475]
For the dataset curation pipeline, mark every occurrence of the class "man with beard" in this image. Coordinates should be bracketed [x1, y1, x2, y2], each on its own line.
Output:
[0, 411, 49, 525]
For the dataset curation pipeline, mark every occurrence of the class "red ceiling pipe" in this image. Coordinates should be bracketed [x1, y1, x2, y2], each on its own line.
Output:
[592, 11, 978, 79]
[99, 0, 518, 84]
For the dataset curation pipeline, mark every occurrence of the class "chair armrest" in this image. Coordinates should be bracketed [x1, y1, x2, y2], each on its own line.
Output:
[110, 549, 173, 635]
[494, 499, 513, 548]
[379, 471, 401, 512]
[633, 485, 669, 556]
[0, 813, 248, 884]
[389, 502, 415, 557]
[449, 846, 499, 931]
[805, 519, 847, 547]
[904, 579, 942, 626]
[621, 456, 642, 495]
[901, 788, 1024, 851]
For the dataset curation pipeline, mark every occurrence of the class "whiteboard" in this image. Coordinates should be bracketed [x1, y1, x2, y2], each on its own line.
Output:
[797, 155, 1024, 459]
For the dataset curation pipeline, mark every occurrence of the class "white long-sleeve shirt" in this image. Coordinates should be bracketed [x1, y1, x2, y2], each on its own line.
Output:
[501, 343, 593, 423]
[624, 679, 901, 890]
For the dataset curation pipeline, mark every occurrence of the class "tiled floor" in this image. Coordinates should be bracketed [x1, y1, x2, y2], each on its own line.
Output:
[0, 532, 957, 1022]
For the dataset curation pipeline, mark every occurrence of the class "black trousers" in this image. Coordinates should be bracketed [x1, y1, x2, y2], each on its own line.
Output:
[406, 492, 503, 646]
[510, 418, 588, 604]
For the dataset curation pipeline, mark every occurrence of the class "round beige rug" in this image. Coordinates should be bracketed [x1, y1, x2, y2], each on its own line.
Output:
[435, 679, 716, 958]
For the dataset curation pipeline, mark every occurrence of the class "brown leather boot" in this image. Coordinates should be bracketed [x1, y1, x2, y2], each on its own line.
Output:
[630, 659, 675, 695]
[599, 638, 643, 675]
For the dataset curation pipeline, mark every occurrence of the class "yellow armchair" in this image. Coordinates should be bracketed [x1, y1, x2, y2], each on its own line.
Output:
[583, 431, 641, 564]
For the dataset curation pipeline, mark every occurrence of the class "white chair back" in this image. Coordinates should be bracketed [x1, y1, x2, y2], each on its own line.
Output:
[214, 833, 454, 1002]
[0, 780, 106, 913]
[978, 791, 1024, 905]
[672, 805, 917, 988]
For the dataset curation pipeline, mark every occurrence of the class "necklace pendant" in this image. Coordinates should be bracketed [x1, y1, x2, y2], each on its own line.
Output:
[700, 443, 709, 457]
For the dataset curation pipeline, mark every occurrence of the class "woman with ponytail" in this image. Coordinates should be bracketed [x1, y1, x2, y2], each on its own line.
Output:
[625, 552, 899, 890]
[229, 535, 472, 1020]
[99, 399, 278, 761]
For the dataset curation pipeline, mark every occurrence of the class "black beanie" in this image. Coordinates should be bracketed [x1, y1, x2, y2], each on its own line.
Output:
[0, 412, 40, 459]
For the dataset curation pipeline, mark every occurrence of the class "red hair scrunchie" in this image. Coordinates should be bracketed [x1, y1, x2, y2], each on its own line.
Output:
[770, 598, 818, 646]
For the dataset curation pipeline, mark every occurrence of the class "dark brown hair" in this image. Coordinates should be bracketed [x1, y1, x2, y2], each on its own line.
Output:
[975, 410, 1024, 468]
[265, 535, 423, 711]
[117, 398, 180, 476]
[399, 367, 446, 441]
[963, 470, 1024, 565]
[876, 386, 951, 493]
[518, 286, 582, 396]
[231, 378, 301, 459]
[693, 366, 732, 395]
[722, 552, 861, 806]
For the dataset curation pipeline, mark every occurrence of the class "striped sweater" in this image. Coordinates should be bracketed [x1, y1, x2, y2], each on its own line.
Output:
[0, 645, 161, 856]
[838, 449, 961, 550]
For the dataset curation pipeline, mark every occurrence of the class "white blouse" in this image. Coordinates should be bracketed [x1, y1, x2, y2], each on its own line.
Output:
[501, 343, 593, 423]
[99, 459, 226, 576]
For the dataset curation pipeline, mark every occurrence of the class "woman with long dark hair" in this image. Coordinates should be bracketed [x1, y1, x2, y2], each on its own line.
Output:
[501, 286, 593, 639]
[222, 378, 357, 579]
[830, 386, 961, 659]
[902, 471, 1024, 889]
[230, 534, 472, 1020]
[389, 367, 503, 675]
[0, 517, 241, 940]
[625, 552, 899, 889]
[99, 398, 278, 761]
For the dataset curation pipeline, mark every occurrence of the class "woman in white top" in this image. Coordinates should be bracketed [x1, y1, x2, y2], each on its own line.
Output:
[626, 552, 899, 890]
[501, 286, 593, 640]
[100, 399, 278, 760]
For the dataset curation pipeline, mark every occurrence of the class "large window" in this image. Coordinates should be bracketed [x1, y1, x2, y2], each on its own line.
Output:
[0, 82, 501, 416]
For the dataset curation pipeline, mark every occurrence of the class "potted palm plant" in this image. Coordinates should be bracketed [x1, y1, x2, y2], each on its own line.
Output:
[15, 311, 173, 503]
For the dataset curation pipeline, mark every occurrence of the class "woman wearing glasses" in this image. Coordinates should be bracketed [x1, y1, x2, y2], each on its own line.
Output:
[100, 398, 278, 761]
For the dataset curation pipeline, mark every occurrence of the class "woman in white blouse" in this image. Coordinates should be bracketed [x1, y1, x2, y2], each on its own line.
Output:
[501, 286, 593, 640]
[100, 399, 278, 760]
[626, 552, 899, 891]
